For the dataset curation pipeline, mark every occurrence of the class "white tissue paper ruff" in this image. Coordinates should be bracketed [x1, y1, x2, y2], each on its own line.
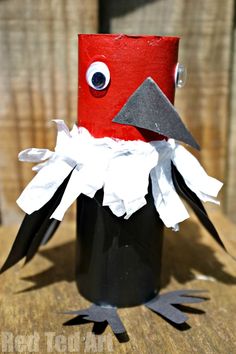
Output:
[17, 120, 223, 231]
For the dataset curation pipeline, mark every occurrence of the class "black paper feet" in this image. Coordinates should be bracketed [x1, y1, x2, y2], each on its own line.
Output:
[145, 289, 207, 325]
[63, 290, 207, 342]
[63, 304, 128, 341]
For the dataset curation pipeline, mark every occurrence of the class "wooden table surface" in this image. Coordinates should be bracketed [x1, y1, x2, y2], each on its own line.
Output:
[0, 209, 236, 354]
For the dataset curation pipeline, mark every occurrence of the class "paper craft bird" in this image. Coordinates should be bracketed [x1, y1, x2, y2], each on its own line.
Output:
[1, 34, 226, 339]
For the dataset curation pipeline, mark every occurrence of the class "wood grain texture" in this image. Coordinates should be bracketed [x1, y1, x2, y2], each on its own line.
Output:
[226, 10, 236, 222]
[0, 210, 235, 353]
[0, 0, 98, 224]
[107, 0, 234, 205]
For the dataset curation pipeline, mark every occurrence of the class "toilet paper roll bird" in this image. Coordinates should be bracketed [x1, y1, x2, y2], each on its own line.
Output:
[1, 34, 226, 338]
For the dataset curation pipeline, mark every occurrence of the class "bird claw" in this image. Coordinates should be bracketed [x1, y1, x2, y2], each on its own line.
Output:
[63, 304, 127, 335]
[63, 289, 208, 341]
[145, 289, 208, 324]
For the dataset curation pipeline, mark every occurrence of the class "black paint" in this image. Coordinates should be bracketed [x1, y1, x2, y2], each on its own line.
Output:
[76, 185, 164, 307]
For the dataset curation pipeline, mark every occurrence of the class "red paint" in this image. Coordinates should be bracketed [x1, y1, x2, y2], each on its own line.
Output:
[78, 34, 179, 141]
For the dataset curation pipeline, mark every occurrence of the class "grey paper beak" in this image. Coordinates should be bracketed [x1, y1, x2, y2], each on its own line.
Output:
[112, 77, 200, 150]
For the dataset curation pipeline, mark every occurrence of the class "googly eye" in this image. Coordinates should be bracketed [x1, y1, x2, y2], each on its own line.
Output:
[175, 63, 187, 88]
[86, 61, 110, 91]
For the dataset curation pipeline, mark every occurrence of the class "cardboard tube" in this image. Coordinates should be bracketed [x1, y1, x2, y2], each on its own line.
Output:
[78, 34, 179, 141]
[76, 186, 164, 307]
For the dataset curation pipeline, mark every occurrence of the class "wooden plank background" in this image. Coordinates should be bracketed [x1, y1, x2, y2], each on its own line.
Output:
[0, 0, 98, 224]
[226, 5, 236, 221]
[0, 0, 235, 224]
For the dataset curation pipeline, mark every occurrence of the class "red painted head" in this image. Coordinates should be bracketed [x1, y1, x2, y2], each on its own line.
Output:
[78, 34, 198, 149]
[78, 34, 179, 142]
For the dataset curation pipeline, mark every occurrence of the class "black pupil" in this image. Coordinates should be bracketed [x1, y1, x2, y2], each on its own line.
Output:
[92, 72, 106, 89]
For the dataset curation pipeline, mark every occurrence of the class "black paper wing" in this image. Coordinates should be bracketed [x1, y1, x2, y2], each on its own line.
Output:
[171, 162, 226, 252]
[0, 171, 73, 273]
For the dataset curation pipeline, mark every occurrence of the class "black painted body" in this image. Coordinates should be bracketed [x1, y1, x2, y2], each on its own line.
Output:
[76, 185, 164, 308]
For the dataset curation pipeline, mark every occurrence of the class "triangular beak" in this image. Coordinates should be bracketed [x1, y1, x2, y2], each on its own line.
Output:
[112, 77, 200, 150]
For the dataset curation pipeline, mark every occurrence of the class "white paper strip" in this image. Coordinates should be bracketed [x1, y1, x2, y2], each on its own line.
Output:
[172, 144, 223, 202]
[17, 121, 223, 230]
